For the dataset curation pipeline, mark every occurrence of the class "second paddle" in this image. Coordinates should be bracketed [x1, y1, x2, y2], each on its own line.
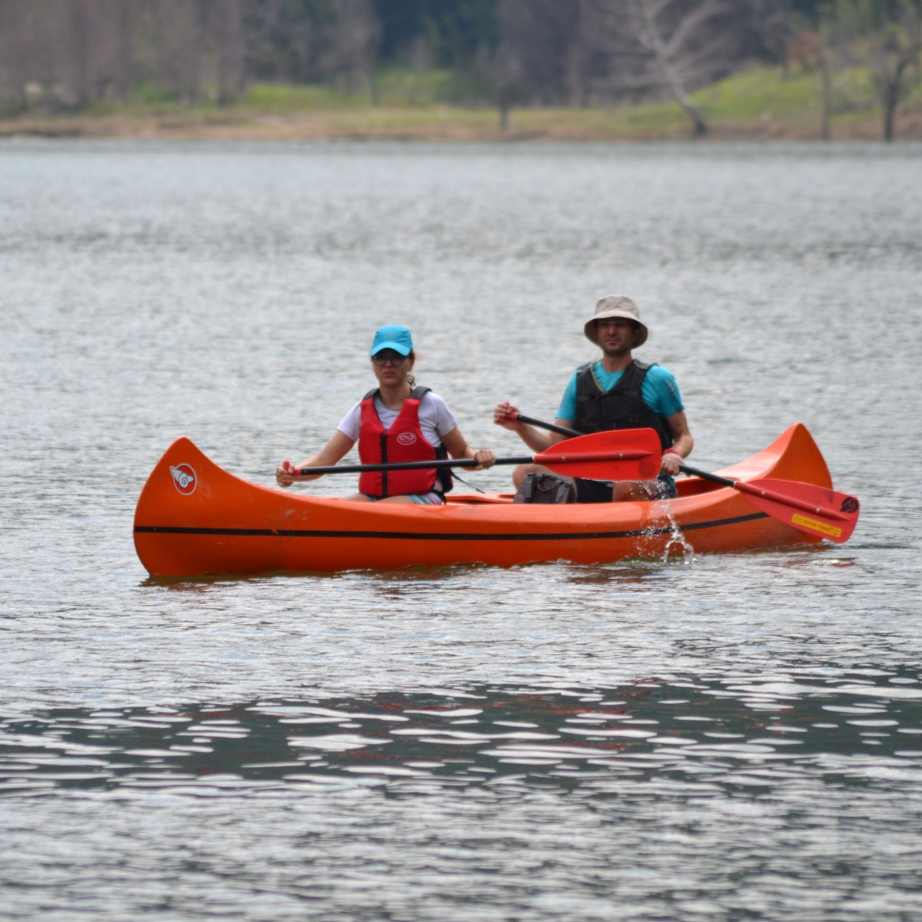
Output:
[284, 429, 662, 483]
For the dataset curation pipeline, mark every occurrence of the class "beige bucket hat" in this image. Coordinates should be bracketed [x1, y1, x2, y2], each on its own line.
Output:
[584, 294, 648, 348]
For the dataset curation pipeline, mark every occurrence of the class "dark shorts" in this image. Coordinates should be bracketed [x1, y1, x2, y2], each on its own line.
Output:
[574, 475, 678, 504]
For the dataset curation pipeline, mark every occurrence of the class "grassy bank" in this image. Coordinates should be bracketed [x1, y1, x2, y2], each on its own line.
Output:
[2, 66, 920, 142]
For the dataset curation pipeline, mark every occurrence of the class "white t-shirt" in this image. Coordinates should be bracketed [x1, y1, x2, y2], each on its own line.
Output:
[337, 391, 458, 449]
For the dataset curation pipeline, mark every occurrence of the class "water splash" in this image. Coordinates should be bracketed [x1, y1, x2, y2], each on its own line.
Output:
[661, 501, 695, 565]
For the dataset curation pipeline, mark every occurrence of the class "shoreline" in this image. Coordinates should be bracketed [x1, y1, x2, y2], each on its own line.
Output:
[2, 107, 920, 144]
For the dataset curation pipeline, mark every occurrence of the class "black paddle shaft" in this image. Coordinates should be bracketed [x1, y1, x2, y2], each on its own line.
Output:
[512, 413, 583, 438]
[678, 464, 735, 488]
[299, 456, 533, 476]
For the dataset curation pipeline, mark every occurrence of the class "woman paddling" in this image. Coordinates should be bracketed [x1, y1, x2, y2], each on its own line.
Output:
[276, 325, 495, 503]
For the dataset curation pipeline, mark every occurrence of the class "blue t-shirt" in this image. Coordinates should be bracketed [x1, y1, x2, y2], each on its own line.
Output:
[557, 362, 684, 424]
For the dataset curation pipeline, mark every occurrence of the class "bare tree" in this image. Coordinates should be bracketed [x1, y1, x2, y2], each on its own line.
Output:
[243, 0, 315, 84]
[818, 35, 834, 141]
[315, 0, 380, 96]
[867, 8, 921, 141]
[487, 0, 768, 133]
[565, 0, 597, 106]
[819, 0, 922, 142]
[488, 0, 586, 128]
[0, 0, 37, 109]
[634, 0, 718, 135]
[209, 0, 246, 104]
[130, 0, 205, 103]
[590, 0, 745, 136]
[744, 0, 795, 78]
[0, 0, 136, 110]
[816, 16, 853, 141]
[68, 0, 92, 106]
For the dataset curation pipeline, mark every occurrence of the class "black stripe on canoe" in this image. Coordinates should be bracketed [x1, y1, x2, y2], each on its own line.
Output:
[134, 512, 768, 542]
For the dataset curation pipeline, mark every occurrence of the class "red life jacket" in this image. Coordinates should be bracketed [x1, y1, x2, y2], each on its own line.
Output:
[358, 386, 451, 498]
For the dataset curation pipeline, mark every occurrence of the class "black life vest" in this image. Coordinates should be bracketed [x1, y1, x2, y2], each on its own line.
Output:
[574, 360, 674, 452]
[357, 386, 453, 497]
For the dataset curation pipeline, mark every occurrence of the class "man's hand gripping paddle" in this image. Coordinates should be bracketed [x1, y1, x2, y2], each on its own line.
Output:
[282, 429, 661, 483]
[503, 411, 860, 544]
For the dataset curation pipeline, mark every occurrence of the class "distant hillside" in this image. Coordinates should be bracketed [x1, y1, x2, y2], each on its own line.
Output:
[1, 1, 919, 141]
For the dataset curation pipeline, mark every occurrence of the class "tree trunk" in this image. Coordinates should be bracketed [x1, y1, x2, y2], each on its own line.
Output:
[883, 84, 897, 142]
[880, 56, 911, 143]
[116, 0, 134, 101]
[867, 19, 921, 144]
[667, 79, 709, 137]
[819, 45, 832, 141]
[215, 0, 245, 106]
[70, 0, 91, 108]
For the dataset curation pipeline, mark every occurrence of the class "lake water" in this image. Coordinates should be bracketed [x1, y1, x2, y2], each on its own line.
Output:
[2, 139, 921, 921]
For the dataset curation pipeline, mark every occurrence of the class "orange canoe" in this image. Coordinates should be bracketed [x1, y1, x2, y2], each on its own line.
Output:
[134, 423, 837, 577]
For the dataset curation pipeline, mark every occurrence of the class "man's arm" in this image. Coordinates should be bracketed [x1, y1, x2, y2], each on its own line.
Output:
[493, 401, 569, 453]
[661, 410, 693, 477]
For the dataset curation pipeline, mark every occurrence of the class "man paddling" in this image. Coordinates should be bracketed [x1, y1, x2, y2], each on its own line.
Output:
[494, 295, 693, 502]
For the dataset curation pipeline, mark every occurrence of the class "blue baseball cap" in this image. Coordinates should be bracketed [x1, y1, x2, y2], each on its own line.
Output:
[370, 325, 413, 357]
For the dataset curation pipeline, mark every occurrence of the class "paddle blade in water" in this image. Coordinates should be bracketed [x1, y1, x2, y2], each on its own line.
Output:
[534, 429, 662, 481]
[735, 477, 860, 544]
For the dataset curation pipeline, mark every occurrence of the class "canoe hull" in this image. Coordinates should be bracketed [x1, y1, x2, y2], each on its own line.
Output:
[134, 424, 834, 577]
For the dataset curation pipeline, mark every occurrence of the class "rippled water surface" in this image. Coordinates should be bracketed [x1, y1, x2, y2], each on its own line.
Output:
[2, 140, 922, 920]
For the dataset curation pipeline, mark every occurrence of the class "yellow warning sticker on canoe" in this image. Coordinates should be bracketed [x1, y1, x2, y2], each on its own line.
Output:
[792, 514, 842, 537]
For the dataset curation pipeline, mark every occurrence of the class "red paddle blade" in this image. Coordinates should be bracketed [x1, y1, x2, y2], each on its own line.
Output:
[735, 478, 860, 544]
[534, 429, 661, 481]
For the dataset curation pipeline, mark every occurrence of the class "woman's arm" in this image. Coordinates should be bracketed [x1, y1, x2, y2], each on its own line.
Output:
[276, 430, 356, 486]
[440, 427, 495, 471]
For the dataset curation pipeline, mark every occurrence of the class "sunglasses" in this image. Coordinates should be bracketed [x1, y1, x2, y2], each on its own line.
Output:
[371, 351, 408, 367]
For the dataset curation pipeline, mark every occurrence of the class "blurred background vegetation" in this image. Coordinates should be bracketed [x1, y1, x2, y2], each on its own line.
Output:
[0, 0, 919, 140]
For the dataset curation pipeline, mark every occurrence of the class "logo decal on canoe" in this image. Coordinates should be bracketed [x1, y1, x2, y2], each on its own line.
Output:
[840, 496, 859, 514]
[396, 432, 417, 446]
[170, 464, 197, 495]
[792, 514, 841, 538]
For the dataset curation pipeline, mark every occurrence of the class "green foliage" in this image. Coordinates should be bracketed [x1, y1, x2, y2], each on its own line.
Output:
[131, 84, 183, 106]
[819, 0, 922, 30]
[240, 82, 362, 110]
[0, 96, 25, 118]
[793, 0, 826, 25]
[239, 67, 494, 110]
[695, 64, 822, 118]
[373, 0, 498, 66]
[696, 62, 888, 119]
[373, 65, 493, 106]
[424, 0, 499, 67]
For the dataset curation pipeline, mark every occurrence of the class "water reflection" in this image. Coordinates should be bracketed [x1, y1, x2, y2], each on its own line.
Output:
[4, 672, 921, 799]
[562, 564, 660, 588]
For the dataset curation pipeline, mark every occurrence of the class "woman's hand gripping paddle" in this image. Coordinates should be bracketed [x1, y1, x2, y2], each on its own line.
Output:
[503, 411, 860, 543]
[282, 430, 661, 482]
